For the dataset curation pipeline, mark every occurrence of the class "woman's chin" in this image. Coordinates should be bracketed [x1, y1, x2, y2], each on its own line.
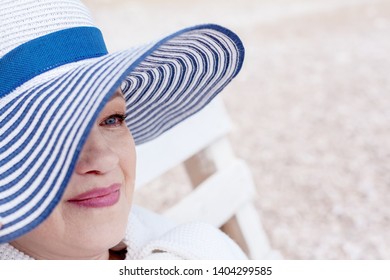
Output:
[63, 203, 131, 255]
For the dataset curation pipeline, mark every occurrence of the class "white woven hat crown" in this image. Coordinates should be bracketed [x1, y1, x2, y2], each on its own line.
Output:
[0, 0, 95, 58]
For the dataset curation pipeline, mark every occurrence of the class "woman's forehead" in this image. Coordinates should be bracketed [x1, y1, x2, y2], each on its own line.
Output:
[110, 89, 125, 101]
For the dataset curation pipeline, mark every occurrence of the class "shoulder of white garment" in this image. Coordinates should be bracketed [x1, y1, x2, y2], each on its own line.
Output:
[126, 205, 248, 260]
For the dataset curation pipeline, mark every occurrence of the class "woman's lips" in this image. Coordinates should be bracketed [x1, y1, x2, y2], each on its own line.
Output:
[67, 184, 121, 208]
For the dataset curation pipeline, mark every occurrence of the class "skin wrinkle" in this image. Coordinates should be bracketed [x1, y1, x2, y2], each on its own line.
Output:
[10, 88, 136, 260]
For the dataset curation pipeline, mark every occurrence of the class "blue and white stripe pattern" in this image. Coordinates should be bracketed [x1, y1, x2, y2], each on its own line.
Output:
[0, 0, 244, 243]
[125, 26, 243, 144]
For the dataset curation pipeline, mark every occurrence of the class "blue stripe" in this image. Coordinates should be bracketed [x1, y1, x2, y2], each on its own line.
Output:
[0, 89, 32, 118]
[0, 76, 66, 142]
[0, 27, 108, 98]
[0, 85, 46, 130]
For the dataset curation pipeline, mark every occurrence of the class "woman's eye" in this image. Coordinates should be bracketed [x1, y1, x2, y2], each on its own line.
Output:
[100, 114, 126, 127]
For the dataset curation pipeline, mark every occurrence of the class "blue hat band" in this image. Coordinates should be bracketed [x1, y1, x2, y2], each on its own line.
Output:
[0, 27, 108, 98]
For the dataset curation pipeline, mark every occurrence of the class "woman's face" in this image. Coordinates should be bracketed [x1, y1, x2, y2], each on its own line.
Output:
[11, 89, 136, 259]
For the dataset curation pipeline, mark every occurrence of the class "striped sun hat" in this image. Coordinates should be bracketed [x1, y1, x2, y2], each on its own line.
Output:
[0, 0, 244, 243]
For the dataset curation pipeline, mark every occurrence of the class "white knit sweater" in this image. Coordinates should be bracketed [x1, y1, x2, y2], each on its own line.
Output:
[0, 206, 247, 260]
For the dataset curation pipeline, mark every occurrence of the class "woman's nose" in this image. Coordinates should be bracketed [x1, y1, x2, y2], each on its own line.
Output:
[74, 126, 119, 175]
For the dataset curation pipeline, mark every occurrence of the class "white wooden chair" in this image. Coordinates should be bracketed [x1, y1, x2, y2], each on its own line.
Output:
[135, 97, 281, 259]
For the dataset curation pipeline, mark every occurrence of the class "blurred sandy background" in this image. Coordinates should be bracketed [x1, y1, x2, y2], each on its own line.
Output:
[84, 0, 390, 259]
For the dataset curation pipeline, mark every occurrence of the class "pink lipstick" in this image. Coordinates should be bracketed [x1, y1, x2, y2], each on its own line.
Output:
[67, 184, 121, 208]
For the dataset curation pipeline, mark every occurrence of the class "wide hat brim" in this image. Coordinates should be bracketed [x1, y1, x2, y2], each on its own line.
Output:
[0, 24, 244, 243]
